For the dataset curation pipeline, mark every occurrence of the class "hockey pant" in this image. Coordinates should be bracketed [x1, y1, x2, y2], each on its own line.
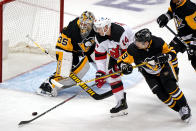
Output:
[107, 57, 125, 103]
[141, 63, 188, 112]
[49, 55, 90, 91]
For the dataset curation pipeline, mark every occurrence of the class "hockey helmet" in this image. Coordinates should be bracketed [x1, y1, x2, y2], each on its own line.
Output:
[93, 17, 111, 36]
[134, 28, 152, 42]
[79, 11, 95, 38]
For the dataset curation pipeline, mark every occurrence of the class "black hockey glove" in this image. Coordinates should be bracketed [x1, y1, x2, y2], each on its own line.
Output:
[156, 54, 171, 64]
[187, 41, 196, 56]
[169, 37, 186, 53]
[157, 14, 169, 28]
[119, 62, 133, 75]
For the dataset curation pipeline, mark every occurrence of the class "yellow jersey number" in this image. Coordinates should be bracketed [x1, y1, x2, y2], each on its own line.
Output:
[57, 36, 68, 46]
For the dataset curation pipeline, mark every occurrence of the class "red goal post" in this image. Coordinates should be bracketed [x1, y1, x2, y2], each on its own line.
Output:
[0, 0, 64, 82]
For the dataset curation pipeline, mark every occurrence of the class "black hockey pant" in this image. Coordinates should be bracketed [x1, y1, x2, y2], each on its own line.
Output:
[142, 64, 188, 112]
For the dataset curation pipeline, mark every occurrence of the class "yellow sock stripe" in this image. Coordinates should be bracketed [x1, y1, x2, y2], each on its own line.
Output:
[164, 96, 172, 103]
[173, 92, 184, 101]
[169, 100, 176, 108]
[169, 87, 179, 95]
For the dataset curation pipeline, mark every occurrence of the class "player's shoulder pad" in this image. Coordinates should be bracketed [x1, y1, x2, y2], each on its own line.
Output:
[110, 23, 125, 42]
[61, 17, 80, 37]
[127, 43, 138, 56]
[183, 0, 196, 15]
[151, 35, 165, 48]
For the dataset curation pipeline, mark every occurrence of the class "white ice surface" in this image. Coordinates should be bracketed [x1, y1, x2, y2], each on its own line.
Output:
[1, 0, 196, 131]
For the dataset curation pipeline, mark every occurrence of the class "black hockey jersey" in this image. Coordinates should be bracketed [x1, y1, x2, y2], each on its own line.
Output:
[168, 0, 196, 42]
[118, 35, 177, 75]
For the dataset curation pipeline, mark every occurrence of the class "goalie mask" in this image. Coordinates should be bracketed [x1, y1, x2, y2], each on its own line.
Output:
[93, 17, 111, 36]
[79, 11, 95, 39]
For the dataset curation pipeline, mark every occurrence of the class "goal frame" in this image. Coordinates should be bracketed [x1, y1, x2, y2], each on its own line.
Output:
[0, 0, 64, 82]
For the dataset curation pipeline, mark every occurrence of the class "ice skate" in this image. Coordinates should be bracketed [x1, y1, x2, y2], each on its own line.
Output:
[110, 93, 128, 118]
[179, 105, 192, 123]
[36, 81, 57, 97]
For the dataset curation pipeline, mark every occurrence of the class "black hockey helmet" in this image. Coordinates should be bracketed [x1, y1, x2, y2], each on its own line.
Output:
[134, 28, 152, 42]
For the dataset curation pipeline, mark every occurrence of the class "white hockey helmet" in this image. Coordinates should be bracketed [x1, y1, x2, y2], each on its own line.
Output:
[79, 11, 95, 38]
[93, 17, 111, 36]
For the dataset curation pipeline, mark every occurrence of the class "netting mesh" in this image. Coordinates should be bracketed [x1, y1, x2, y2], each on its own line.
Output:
[3, 0, 61, 55]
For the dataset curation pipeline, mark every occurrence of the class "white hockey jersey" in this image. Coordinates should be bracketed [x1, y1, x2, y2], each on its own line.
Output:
[95, 22, 134, 72]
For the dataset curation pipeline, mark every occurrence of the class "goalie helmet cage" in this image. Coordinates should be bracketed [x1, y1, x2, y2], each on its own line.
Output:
[0, 0, 64, 82]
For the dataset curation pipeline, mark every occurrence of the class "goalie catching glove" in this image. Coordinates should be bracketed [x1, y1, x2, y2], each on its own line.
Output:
[118, 62, 133, 75]
[95, 70, 106, 88]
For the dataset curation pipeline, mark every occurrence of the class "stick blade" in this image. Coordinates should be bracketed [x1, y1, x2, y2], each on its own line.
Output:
[18, 120, 31, 126]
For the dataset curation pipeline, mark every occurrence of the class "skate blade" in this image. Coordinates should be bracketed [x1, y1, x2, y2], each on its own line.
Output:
[183, 115, 192, 124]
[36, 89, 53, 97]
[111, 109, 128, 118]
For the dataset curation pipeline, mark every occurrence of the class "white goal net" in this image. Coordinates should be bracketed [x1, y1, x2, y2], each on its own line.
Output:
[3, 0, 63, 57]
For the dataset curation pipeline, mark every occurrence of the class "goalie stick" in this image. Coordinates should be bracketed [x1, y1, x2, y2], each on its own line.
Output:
[18, 83, 96, 126]
[53, 72, 113, 100]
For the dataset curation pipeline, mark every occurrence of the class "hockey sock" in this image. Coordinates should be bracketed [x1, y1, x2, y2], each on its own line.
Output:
[163, 96, 180, 112]
[169, 87, 187, 108]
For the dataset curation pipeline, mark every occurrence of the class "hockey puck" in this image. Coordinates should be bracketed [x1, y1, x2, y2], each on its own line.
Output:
[32, 112, 38, 116]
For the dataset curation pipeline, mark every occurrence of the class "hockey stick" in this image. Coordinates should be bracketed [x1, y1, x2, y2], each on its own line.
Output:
[52, 62, 146, 88]
[18, 84, 96, 126]
[76, 62, 147, 85]
[52, 72, 113, 100]
[165, 25, 189, 48]
[26, 34, 81, 57]
[26, 34, 49, 54]
[165, 25, 195, 57]
[51, 62, 146, 100]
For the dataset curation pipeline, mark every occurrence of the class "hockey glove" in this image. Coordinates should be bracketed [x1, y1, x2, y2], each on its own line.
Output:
[157, 14, 169, 28]
[169, 37, 186, 53]
[95, 70, 106, 88]
[156, 54, 171, 64]
[188, 41, 196, 56]
[119, 62, 133, 75]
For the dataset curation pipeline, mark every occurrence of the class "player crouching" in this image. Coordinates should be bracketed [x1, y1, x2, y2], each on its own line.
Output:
[37, 11, 96, 97]
[118, 28, 192, 122]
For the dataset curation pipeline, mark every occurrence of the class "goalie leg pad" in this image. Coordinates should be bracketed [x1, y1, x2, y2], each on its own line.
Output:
[55, 56, 90, 89]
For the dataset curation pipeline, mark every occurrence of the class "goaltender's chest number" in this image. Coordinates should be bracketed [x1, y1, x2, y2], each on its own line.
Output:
[57, 36, 68, 46]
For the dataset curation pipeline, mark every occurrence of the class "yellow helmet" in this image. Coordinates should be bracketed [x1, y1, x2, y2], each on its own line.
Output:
[79, 11, 95, 38]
